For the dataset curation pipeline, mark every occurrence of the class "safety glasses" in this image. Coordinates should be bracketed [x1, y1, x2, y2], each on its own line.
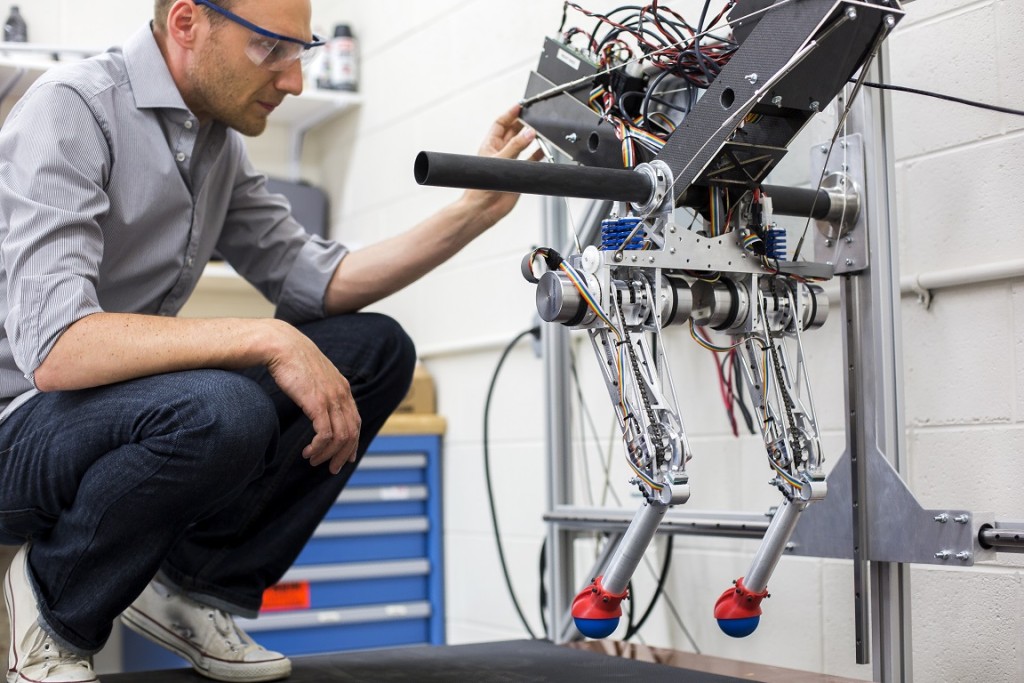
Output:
[194, 0, 324, 71]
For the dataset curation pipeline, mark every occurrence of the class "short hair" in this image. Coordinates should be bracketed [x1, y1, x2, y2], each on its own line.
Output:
[154, 0, 239, 33]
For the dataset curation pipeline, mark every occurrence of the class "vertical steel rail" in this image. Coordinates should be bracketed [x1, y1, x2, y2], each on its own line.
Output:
[840, 43, 913, 681]
[542, 195, 576, 642]
[863, 46, 914, 683]
[842, 274, 871, 663]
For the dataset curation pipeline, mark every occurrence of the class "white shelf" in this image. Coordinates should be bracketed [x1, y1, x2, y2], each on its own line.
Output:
[274, 88, 360, 180]
[272, 88, 360, 128]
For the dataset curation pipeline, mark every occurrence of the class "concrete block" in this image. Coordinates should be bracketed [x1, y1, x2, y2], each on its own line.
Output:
[909, 565, 1023, 683]
[995, 1, 1024, 122]
[889, 3, 1004, 161]
[441, 441, 547, 538]
[898, 0, 991, 28]
[901, 286, 1015, 426]
[1015, 283, 1024, 422]
[819, 560, 873, 680]
[907, 425, 1024, 517]
[443, 532, 545, 637]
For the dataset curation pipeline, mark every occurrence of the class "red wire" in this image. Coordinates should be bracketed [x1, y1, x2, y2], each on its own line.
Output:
[712, 348, 738, 437]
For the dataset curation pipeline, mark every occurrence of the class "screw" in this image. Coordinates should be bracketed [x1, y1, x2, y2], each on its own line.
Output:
[956, 551, 971, 561]
[845, 258, 855, 266]
[631, 255, 637, 262]
[845, 235, 853, 244]
[819, 145, 828, 153]
[745, 73, 758, 84]
[954, 514, 970, 524]
[845, 6, 858, 20]
[825, 239, 834, 247]
[935, 551, 951, 560]
[884, 15, 896, 29]
[648, 256, 655, 263]
[669, 247, 676, 254]
[934, 514, 949, 523]
[771, 95, 782, 107]
[614, 252, 624, 262]
[565, 133, 578, 144]
[809, 101, 820, 112]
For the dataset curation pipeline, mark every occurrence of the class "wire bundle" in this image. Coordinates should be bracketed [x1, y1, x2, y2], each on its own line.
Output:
[558, 1, 738, 167]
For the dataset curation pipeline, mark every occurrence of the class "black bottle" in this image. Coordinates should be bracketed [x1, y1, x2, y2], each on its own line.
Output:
[3, 5, 27, 43]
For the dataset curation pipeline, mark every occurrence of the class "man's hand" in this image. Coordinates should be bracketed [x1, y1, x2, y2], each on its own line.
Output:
[459, 104, 543, 226]
[263, 320, 361, 475]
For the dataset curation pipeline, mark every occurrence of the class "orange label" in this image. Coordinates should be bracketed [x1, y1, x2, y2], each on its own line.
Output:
[261, 581, 311, 612]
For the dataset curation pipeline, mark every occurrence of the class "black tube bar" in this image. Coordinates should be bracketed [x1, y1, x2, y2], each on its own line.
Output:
[415, 150, 834, 219]
[415, 151, 653, 204]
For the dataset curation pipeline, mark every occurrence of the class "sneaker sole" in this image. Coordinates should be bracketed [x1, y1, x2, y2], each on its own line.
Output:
[120, 607, 290, 683]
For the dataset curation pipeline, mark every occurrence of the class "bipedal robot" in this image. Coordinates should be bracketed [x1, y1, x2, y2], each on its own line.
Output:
[416, 0, 904, 639]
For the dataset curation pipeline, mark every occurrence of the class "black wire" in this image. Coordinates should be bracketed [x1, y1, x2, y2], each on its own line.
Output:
[483, 327, 541, 640]
[624, 535, 674, 640]
[539, 538, 548, 636]
[729, 349, 756, 434]
[857, 80, 1024, 117]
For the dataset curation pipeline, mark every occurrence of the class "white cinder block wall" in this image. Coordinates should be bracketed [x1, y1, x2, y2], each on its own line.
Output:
[22, 0, 1022, 679]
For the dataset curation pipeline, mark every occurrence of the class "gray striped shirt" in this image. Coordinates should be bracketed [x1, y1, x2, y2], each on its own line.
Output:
[0, 25, 347, 417]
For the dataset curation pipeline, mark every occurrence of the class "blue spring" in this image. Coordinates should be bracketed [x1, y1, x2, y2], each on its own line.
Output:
[600, 217, 645, 251]
[765, 227, 787, 260]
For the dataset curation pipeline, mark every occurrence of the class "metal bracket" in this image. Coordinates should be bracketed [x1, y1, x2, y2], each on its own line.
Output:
[788, 447, 994, 566]
[812, 133, 868, 274]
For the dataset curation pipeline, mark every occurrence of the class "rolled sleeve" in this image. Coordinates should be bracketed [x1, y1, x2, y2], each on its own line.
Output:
[7, 275, 103, 382]
[274, 236, 347, 325]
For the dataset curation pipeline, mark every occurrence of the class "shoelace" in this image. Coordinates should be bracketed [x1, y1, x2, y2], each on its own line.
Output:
[208, 608, 263, 654]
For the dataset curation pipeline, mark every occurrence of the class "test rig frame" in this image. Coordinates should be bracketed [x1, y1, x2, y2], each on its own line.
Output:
[414, 1, 1024, 680]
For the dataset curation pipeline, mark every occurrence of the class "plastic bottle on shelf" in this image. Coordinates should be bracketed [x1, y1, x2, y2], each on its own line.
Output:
[3, 5, 27, 43]
[318, 24, 358, 92]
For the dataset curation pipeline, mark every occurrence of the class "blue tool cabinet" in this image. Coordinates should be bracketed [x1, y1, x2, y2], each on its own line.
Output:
[121, 432, 445, 671]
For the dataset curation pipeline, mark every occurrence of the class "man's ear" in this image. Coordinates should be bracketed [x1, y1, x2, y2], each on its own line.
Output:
[166, 0, 203, 48]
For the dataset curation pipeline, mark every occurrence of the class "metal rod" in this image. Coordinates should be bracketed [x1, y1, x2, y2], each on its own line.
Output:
[415, 151, 653, 204]
[979, 527, 1024, 551]
[602, 502, 669, 594]
[744, 499, 805, 593]
[900, 259, 1024, 295]
[542, 195, 576, 643]
[416, 151, 836, 219]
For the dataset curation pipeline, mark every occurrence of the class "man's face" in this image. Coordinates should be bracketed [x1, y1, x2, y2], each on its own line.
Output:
[186, 0, 312, 136]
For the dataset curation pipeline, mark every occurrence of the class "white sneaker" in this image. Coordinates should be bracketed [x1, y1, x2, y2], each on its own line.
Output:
[120, 580, 290, 682]
[4, 545, 99, 683]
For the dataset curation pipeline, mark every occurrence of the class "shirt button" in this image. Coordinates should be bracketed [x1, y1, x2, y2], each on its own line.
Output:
[184, 120, 194, 130]
[176, 152, 186, 162]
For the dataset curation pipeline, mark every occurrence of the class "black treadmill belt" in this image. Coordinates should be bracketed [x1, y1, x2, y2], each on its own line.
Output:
[105, 639, 751, 682]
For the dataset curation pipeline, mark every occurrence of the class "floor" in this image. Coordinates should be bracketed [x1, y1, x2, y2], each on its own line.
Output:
[101, 640, 870, 683]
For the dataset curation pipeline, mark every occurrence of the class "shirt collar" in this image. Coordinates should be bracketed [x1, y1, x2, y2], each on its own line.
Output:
[123, 23, 189, 112]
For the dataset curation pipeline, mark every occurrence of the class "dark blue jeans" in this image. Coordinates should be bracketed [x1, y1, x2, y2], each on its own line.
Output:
[0, 313, 415, 655]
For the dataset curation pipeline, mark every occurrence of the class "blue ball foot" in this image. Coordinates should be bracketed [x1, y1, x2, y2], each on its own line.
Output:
[716, 616, 760, 638]
[573, 616, 619, 639]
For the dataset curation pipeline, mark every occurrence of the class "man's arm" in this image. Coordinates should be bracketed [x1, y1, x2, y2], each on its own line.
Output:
[33, 312, 360, 474]
[323, 105, 539, 315]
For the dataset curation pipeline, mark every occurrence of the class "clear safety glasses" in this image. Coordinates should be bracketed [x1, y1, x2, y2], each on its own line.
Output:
[193, 0, 324, 71]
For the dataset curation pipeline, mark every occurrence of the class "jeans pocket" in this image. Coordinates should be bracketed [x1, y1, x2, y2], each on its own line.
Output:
[0, 507, 57, 544]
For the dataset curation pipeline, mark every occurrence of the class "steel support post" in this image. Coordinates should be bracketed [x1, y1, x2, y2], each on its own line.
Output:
[841, 45, 913, 682]
[542, 195, 576, 643]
